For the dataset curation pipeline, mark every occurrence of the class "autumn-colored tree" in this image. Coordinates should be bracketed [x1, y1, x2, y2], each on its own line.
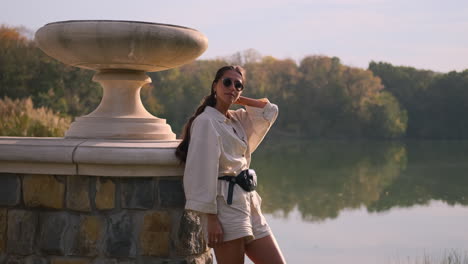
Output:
[295, 56, 405, 138]
[0, 25, 101, 119]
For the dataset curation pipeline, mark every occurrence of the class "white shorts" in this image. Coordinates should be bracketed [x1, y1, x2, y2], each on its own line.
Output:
[201, 191, 272, 245]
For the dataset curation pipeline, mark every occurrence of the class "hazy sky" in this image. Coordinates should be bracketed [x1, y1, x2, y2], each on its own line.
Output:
[2, 0, 467, 72]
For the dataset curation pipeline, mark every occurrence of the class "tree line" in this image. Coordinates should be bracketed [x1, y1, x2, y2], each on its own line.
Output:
[1, 25, 467, 139]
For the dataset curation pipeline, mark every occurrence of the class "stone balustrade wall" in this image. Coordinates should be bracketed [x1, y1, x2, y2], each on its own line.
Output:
[0, 173, 212, 264]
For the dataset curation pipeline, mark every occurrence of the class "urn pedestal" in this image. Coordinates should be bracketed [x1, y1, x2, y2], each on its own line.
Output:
[34, 20, 209, 139]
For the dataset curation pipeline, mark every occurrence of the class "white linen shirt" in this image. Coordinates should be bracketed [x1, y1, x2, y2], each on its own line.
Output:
[183, 101, 279, 214]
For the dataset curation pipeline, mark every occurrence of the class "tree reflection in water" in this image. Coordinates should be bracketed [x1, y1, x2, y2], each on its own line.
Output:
[251, 139, 468, 222]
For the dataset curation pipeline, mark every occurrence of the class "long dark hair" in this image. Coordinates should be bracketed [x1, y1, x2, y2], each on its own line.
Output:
[175, 65, 246, 163]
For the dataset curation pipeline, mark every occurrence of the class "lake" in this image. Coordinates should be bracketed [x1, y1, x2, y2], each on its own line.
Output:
[220, 140, 468, 263]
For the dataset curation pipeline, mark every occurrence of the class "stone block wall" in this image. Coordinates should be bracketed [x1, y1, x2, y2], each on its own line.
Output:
[0, 173, 211, 264]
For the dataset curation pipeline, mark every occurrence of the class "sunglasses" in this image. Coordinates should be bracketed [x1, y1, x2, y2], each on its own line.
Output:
[222, 77, 244, 91]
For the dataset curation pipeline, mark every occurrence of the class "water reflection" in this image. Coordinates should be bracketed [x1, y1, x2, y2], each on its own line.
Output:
[251, 140, 468, 222]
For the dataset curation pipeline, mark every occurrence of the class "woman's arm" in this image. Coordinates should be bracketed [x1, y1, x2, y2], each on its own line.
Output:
[183, 117, 224, 246]
[231, 96, 279, 153]
[183, 117, 221, 214]
[235, 96, 268, 108]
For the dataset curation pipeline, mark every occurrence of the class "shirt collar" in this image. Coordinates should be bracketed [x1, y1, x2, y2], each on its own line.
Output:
[205, 106, 232, 123]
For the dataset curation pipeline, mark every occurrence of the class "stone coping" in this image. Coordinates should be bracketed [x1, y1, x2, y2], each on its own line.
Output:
[0, 137, 184, 177]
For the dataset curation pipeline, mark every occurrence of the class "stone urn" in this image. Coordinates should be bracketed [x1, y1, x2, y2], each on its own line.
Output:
[35, 20, 208, 140]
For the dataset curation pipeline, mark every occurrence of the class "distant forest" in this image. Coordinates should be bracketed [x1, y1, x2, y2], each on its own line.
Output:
[1, 25, 468, 139]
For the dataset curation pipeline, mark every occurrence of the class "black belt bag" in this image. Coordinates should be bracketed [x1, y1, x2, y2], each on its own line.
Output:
[218, 169, 257, 205]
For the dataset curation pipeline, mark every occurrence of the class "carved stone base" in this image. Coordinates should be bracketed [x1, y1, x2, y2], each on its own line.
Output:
[64, 70, 176, 140]
[65, 116, 176, 140]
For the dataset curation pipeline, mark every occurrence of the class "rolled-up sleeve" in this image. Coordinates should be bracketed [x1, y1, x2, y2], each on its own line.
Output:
[233, 100, 279, 153]
[183, 117, 221, 214]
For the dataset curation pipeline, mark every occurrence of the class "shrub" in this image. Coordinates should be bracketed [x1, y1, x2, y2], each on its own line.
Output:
[0, 96, 71, 137]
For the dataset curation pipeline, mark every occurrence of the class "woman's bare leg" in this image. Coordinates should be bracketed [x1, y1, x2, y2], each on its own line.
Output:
[213, 237, 246, 264]
[245, 235, 286, 264]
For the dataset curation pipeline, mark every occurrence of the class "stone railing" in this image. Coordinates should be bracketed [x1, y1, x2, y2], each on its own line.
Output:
[0, 137, 212, 264]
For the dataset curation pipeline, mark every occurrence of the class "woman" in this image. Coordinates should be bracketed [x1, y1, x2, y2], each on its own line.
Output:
[176, 66, 286, 264]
